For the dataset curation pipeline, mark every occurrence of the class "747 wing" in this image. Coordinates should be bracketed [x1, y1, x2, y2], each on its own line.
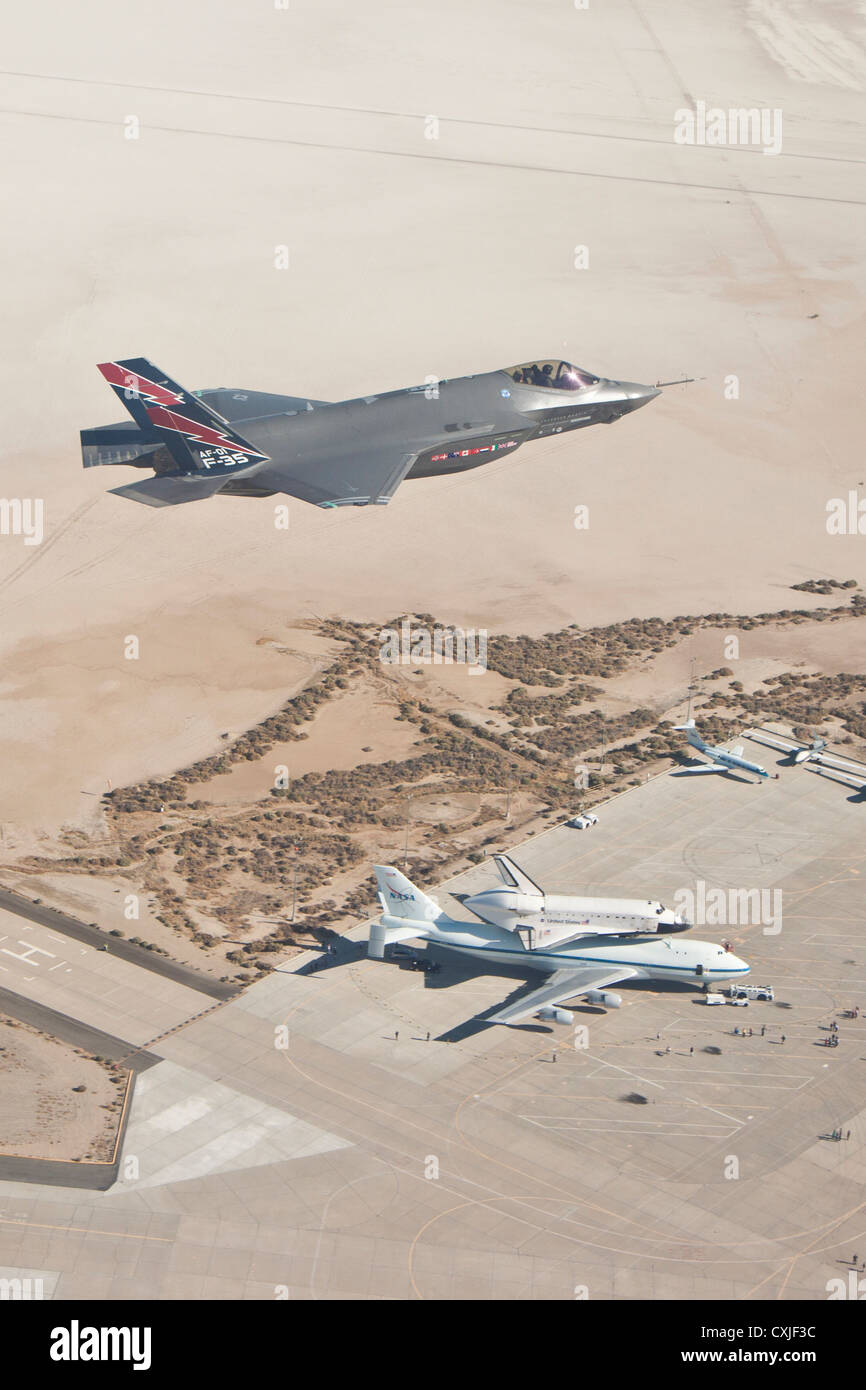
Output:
[489, 965, 638, 1026]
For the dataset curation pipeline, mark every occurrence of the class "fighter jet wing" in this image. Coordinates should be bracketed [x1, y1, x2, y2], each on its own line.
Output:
[488, 965, 638, 1026]
[274, 443, 420, 508]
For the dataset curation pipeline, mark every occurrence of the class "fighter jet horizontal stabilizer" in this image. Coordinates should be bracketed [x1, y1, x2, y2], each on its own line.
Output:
[108, 474, 234, 508]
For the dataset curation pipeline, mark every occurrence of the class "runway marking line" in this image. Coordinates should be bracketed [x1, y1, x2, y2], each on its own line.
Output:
[0, 1216, 170, 1244]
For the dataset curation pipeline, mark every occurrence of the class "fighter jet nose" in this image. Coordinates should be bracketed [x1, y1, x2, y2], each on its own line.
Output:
[620, 382, 661, 408]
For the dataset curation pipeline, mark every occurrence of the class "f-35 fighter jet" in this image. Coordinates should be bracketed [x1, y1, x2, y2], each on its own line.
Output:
[81, 356, 660, 509]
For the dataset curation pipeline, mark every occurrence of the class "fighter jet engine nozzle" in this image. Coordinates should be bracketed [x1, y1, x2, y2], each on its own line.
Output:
[537, 1006, 574, 1025]
[584, 990, 623, 1009]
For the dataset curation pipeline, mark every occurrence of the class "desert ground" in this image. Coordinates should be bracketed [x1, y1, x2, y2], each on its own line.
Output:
[0, 0, 864, 856]
[0, 1017, 122, 1160]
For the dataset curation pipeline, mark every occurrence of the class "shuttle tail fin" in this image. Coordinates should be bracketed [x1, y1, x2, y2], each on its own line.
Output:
[492, 854, 543, 898]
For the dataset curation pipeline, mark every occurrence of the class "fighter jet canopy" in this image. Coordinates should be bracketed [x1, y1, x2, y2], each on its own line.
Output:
[507, 360, 599, 390]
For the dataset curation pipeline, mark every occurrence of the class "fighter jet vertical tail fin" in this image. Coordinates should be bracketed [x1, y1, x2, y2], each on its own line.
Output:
[492, 854, 544, 898]
[93, 358, 270, 478]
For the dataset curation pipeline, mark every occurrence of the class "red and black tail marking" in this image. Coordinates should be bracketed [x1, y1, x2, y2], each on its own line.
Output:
[96, 360, 186, 408]
[95, 357, 270, 475]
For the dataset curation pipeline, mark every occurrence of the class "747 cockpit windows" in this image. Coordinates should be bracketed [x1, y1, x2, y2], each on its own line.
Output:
[508, 360, 600, 391]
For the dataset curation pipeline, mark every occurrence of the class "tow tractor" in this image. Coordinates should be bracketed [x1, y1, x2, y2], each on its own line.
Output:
[729, 983, 774, 1002]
